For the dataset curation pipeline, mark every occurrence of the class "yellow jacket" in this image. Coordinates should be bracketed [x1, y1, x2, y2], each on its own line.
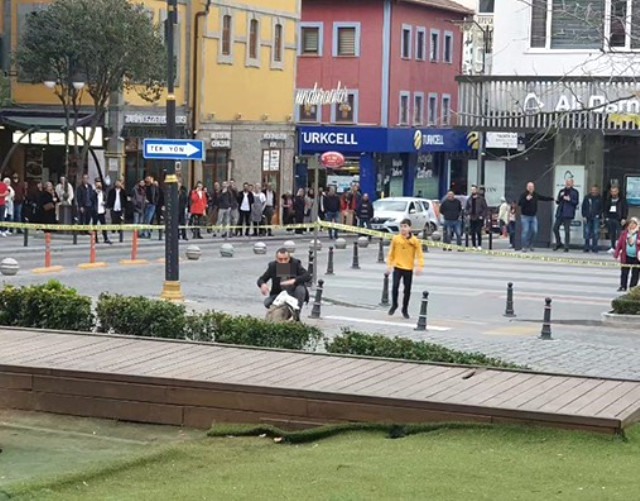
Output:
[387, 233, 424, 271]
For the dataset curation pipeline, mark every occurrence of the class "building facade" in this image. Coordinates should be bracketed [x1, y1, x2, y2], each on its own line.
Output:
[457, 0, 640, 246]
[295, 0, 471, 201]
[0, 0, 298, 208]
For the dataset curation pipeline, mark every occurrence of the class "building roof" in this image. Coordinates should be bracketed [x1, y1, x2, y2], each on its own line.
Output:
[400, 0, 474, 15]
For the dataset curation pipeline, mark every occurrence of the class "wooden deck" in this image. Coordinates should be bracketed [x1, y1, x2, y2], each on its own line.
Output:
[1, 328, 639, 434]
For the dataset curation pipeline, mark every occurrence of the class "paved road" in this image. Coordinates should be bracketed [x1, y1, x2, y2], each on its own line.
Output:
[1, 231, 638, 380]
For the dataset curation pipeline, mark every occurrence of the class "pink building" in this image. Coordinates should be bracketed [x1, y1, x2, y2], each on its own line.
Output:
[296, 0, 472, 201]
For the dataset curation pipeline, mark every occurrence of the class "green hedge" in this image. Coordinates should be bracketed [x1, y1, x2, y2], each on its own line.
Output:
[0, 280, 93, 331]
[612, 286, 640, 315]
[327, 329, 521, 369]
[97, 294, 323, 350]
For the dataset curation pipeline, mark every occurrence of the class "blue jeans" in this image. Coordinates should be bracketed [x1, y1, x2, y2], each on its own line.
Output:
[443, 220, 462, 246]
[142, 204, 156, 237]
[607, 218, 622, 249]
[325, 211, 339, 238]
[13, 202, 23, 232]
[521, 215, 538, 249]
[583, 218, 600, 251]
[133, 211, 144, 225]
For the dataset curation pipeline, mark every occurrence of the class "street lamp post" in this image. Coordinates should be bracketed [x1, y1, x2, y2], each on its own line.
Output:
[160, 0, 183, 301]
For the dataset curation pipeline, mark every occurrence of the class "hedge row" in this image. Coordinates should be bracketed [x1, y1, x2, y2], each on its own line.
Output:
[611, 286, 640, 315]
[326, 329, 523, 369]
[0, 281, 517, 368]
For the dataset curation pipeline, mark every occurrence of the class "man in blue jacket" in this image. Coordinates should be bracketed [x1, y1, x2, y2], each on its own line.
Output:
[553, 177, 579, 252]
[581, 185, 602, 253]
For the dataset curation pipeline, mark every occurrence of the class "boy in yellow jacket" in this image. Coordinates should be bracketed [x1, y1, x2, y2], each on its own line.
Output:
[387, 219, 424, 318]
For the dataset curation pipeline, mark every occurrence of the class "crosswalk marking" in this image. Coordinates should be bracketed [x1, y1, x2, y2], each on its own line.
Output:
[325, 315, 451, 331]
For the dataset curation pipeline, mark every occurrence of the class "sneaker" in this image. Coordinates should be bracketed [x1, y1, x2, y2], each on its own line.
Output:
[0, 232, 6, 237]
[388, 306, 397, 316]
[521, 248, 528, 253]
[476, 246, 482, 251]
[617, 287, 627, 292]
[607, 248, 615, 254]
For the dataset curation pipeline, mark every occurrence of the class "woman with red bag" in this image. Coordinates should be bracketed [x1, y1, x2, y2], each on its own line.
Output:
[614, 217, 640, 292]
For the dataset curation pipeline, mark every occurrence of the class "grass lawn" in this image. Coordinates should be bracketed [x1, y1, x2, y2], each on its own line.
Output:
[8, 422, 640, 501]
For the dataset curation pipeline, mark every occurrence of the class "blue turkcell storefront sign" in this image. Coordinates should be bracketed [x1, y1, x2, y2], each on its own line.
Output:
[297, 126, 470, 155]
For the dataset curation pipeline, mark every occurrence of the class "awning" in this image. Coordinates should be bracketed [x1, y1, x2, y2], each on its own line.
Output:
[0, 110, 96, 131]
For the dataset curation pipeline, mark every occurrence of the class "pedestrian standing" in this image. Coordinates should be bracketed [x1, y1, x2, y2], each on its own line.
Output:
[263, 183, 276, 236]
[0, 178, 9, 236]
[229, 179, 240, 234]
[386, 219, 424, 319]
[178, 184, 189, 241]
[216, 181, 233, 238]
[293, 188, 305, 235]
[251, 183, 266, 236]
[465, 185, 488, 250]
[604, 185, 628, 254]
[190, 181, 207, 239]
[357, 193, 374, 236]
[614, 217, 640, 292]
[10, 173, 26, 232]
[324, 186, 340, 239]
[2, 178, 14, 235]
[581, 185, 602, 253]
[91, 181, 112, 244]
[141, 176, 158, 238]
[208, 182, 220, 233]
[498, 196, 509, 238]
[75, 174, 94, 227]
[517, 181, 554, 252]
[237, 183, 254, 236]
[440, 191, 463, 250]
[39, 182, 59, 230]
[552, 177, 579, 252]
[107, 179, 126, 240]
[131, 180, 147, 227]
[508, 202, 517, 248]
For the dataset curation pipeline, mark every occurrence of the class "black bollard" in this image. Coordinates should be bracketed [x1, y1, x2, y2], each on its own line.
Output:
[540, 297, 552, 340]
[415, 291, 429, 331]
[377, 238, 385, 263]
[158, 227, 163, 241]
[380, 272, 390, 306]
[309, 279, 324, 319]
[23, 227, 28, 247]
[326, 246, 335, 275]
[119, 228, 124, 243]
[504, 282, 516, 317]
[351, 240, 360, 269]
[307, 249, 314, 286]
[489, 223, 493, 250]
[465, 227, 469, 248]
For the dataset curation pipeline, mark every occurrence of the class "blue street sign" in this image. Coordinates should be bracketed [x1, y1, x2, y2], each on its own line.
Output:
[143, 138, 206, 161]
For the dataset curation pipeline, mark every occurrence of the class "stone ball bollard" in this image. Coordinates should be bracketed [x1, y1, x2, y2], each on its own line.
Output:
[309, 239, 322, 251]
[253, 242, 267, 255]
[430, 231, 442, 242]
[284, 240, 296, 254]
[185, 245, 202, 261]
[220, 243, 235, 257]
[357, 236, 369, 248]
[335, 238, 347, 250]
[0, 258, 19, 276]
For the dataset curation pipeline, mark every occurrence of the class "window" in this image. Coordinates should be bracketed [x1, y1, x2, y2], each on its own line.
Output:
[479, 0, 495, 12]
[428, 93, 438, 125]
[204, 150, 230, 193]
[399, 92, 410, 125]
[249, 19, 259, 59]
[442, 94, 451, 125]
[443, 31, 453, 62]
[333, 22, 361, 57]
[222, 15, 232, 56]
[606, 0, 640, 49]
[332, 91, 358, 123]
[300, 23, 323, 55]
[416, 27, 426, 60]
[273, 23, 283, 62]
[530, 0, 607, 50]
[430, 29, 440, 61]
[413, 93, 424, 125]
[297, 103, 320, 122]
[401, 25, 412, 58]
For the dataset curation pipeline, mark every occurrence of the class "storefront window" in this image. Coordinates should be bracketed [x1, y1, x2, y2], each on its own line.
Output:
[414, 155, 439, 199]
[203, 149, 229, 190]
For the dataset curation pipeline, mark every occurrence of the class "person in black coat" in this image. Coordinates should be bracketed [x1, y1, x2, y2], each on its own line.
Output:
[236, 183, 255, 236]
[257, 248, 310, 316]
[106, 179, 127, 239]
[75, 174, 94, 225]
[293, 188, 306, 234]
[39, 182, 59, 230]
[178, 184, 189, 241]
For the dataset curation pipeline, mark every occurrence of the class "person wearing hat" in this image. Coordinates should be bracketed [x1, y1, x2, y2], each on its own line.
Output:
[614, 217, 640, 292]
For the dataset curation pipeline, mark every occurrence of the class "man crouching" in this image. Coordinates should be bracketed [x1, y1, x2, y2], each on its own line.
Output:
[257, 247, 310, 321]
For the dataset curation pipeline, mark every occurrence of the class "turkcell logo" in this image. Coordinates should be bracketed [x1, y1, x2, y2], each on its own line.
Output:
[413, 130, 445, 150]
[301, 132, 358, 146]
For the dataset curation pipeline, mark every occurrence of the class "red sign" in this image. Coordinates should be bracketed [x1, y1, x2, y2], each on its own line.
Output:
[320, 151, 345, 168]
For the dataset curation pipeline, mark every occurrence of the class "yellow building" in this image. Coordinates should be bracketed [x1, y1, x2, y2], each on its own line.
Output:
[0, 0, 299, 207]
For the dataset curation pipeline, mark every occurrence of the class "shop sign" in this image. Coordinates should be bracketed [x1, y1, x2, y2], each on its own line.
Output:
[124, 113, 188, 125]
[295, 81, 349, 106]
[211, 132, 231, 149]
[301, 131, 358, 146]
[486, 132, 518, 149]
[522, 92, 640, 115]
[263, 132, 288, 141]
[320, 151, 345, 168]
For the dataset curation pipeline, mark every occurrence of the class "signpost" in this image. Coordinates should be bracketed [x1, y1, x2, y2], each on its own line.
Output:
[143, 139, 205, 161]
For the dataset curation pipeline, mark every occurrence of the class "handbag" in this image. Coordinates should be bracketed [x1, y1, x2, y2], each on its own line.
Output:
[43, 202, 55, 211]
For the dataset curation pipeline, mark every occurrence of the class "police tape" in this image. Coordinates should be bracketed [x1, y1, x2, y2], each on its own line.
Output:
[318, 221, 640, 270]
[0, 221, 318, 232]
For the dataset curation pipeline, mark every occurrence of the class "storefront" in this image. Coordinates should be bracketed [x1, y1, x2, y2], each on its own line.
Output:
[296, 126, 471, 200]
[456, 75, 640, 245]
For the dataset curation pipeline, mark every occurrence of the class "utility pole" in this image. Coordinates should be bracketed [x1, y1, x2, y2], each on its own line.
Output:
[476, 21, 489, 188]
[160, 0, 183, 301]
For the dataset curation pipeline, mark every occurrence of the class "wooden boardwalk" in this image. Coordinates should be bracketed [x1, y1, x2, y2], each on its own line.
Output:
[1, 328, 639, 434]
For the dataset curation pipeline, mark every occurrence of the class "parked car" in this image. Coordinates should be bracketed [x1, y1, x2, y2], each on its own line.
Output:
[371, 197, 439, 236]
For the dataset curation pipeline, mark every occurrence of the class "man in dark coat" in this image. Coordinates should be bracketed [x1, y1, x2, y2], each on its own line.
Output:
[553, 177, 580, 252]
[75, 174, 94, 225]
[257, 248, 310, 317]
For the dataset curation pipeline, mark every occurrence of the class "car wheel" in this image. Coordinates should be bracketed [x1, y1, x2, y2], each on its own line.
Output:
[422, 223, 433, 239]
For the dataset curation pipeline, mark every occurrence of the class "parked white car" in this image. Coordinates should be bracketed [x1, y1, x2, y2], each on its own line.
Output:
[371, 197, 440, 236]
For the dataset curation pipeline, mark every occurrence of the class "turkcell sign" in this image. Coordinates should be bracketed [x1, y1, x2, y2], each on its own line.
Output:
[301, 132, 358, 146]
[298, 126, 387, 154]
[143, 138, 206, 161]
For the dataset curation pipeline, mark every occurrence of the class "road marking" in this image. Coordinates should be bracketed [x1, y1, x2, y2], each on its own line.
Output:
[325, 315, 451, 331]
[483, 326, 540, 337]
